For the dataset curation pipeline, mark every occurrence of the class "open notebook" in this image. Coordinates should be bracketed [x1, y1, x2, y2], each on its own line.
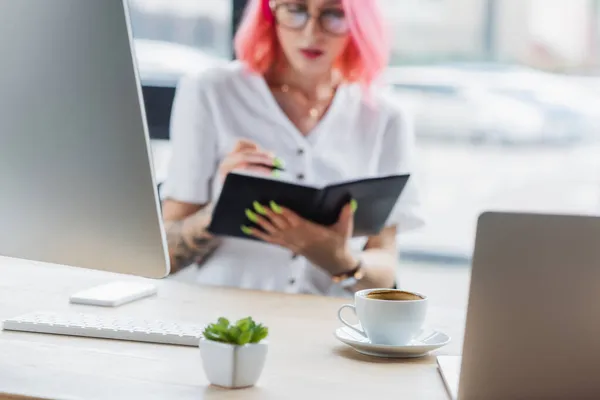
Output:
[208, 172, 410, 240]
[436, 356, 462, 400]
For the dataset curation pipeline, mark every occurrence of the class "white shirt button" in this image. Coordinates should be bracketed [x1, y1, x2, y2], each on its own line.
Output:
[297, 173, 305, 180]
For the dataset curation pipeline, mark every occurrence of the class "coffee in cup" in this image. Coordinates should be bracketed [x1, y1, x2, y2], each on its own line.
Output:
[365, 289, 424, 301]
[337, 288, 428, 346]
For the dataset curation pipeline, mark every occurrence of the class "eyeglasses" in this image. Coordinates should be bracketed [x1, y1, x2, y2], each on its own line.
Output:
[269, 1, 349, 36]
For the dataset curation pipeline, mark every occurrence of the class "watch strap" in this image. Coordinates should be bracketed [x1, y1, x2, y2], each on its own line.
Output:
[331, 260, 365, 288]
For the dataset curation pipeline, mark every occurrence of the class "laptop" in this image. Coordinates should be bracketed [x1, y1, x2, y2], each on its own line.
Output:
[438, 211, 600, 400]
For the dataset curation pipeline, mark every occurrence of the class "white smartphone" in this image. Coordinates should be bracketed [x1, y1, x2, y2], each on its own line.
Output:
[69, 281, 158, 307]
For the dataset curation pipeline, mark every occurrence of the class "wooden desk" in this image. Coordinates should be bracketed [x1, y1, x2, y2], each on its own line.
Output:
[0, 256, 465, 400]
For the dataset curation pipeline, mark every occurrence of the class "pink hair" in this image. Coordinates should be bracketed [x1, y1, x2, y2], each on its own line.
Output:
[233, 0, 390, 89]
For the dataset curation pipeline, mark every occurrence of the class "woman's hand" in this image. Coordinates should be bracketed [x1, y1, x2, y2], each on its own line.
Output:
[218, 139, 282, 182]
[242, 200, 358, 276]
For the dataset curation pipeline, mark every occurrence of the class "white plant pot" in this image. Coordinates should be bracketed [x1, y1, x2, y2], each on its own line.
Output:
[199, 339, 268, 389]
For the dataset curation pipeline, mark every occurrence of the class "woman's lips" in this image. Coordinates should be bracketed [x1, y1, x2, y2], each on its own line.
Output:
[300, 49, 324, 59]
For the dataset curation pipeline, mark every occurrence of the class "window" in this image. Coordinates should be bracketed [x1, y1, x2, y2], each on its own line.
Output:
[128, 0, 231, 86]
[127, 0, 231, 150]
[383, 0, 600, 306]
[136, 1, 600, 305]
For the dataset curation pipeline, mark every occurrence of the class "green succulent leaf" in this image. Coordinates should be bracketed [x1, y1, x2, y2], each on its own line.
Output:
[238, 329, 252, 345]
[236, 317, 253, 331]
[251, 325, 269, 343]
[217, 317, 229, 328]
[203, 316, 269, 345]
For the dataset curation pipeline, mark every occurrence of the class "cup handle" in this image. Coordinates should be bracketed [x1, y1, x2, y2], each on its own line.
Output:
[337, 304, 367, 338]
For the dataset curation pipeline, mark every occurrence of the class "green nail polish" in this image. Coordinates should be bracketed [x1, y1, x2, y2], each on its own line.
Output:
[253, 201, 267, 215]
[350, 199, 358, 213]
[241, 225, 253, 235]
[272, 169, 280, 178]
[273, 157, 285, 169]
[245, 209, 259, 223]
[269, 200, 282, 214]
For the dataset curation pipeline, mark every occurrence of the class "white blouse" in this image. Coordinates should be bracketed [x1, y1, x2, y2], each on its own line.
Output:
[160, 61, 424, 297]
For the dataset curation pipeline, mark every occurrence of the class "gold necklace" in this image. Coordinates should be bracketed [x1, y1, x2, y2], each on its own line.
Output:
[279, 83, 334, 119]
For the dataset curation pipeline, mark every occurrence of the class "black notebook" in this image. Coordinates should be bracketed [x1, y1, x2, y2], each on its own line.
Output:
[208, 172, 410, 240]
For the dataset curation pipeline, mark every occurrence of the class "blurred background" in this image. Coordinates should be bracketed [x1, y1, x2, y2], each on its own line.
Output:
[128, 0, 600, 296]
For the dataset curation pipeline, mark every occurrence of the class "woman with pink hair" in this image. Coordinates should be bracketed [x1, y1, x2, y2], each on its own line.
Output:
[160, 0, 424, 297]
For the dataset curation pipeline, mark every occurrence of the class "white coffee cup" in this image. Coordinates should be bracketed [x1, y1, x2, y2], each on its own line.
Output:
[337, 288, 428, 346]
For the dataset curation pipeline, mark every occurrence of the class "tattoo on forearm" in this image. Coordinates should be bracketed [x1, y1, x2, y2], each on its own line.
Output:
[165, 209, 221, 273]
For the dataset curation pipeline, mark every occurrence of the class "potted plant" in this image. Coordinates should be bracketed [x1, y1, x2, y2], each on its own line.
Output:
[199, 316, 269, 389]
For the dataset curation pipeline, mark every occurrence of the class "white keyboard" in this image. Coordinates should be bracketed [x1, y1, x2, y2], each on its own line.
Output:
[1, 311, 205, 346]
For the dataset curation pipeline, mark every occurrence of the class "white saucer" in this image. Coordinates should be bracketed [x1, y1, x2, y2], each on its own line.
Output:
[334, 324, 451, 358]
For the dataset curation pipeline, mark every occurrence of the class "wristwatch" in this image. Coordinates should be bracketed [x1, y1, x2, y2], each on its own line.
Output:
[331, 259, 365, 289]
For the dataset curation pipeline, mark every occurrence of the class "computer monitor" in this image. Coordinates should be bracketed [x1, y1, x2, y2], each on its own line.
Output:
[0, 0, 170, 278]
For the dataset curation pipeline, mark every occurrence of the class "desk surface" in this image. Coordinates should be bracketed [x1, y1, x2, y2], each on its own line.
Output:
[0, 256, 465, 400]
